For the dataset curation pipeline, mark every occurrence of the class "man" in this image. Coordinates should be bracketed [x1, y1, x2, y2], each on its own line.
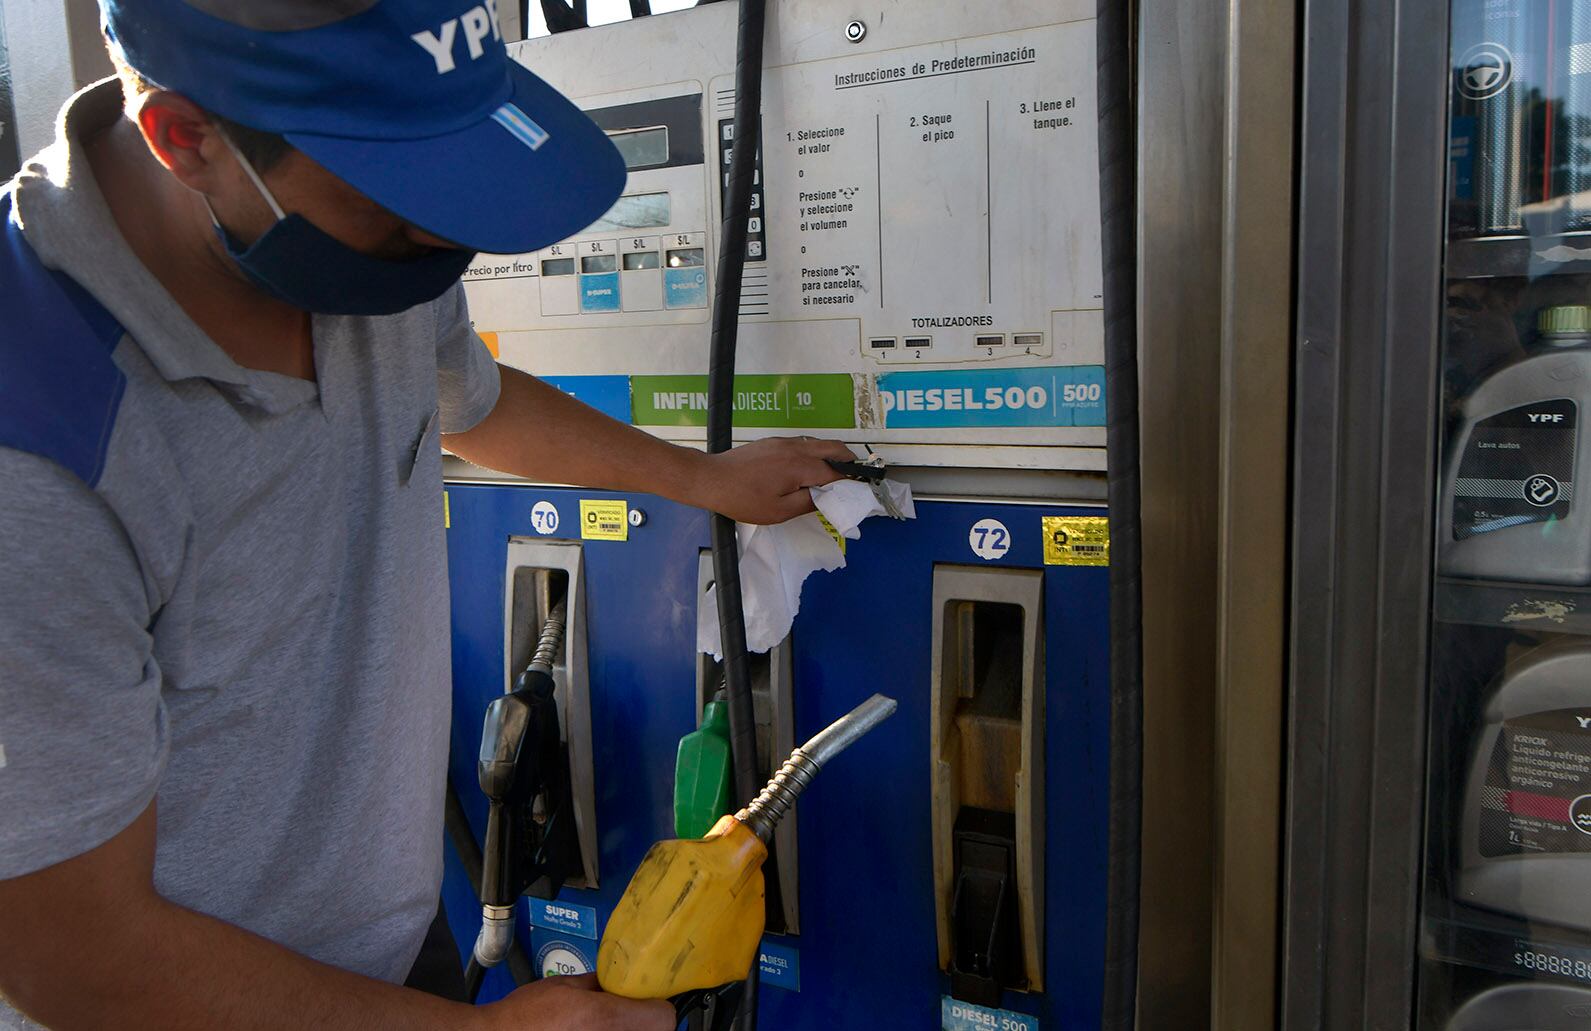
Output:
[0, 1, 849, 1027]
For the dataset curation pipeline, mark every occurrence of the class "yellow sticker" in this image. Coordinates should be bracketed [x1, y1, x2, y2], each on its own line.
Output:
[477, 330, 501, 359]
[817, 513, 846, 556]
[1043, 515, 1109, 566]
[444, 491, 451, 529]
[580, 499, 629, 541]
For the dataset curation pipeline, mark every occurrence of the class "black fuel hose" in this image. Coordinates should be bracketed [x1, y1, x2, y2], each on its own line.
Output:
[463, 957, 486, 1004]
[538, 0, 586, 33]
[705, 0, 768, 1026]
[1096, 0, 1141, 1028]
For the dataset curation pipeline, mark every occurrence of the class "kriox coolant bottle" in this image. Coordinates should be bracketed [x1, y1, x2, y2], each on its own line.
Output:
[1440, 306, 1591, 584]
[1459, 641, 1591, 931]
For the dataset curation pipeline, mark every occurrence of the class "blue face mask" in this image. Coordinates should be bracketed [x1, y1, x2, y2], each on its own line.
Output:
[207, 136, 476, 316]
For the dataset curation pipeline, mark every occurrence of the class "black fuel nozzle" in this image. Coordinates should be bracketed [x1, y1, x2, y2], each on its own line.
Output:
[478, 690, 533, 801]
[470, 600, 581, 995]
[512, 660, 580, 901]
[477, 686, 536, 907]
[476, 661, 565, 906]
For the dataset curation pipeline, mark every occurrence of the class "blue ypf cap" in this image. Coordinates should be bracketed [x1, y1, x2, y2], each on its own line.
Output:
[101, 0, 625, 254]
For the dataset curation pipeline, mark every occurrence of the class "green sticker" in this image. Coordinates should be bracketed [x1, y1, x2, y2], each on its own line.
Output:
[631, 374, 856, 428]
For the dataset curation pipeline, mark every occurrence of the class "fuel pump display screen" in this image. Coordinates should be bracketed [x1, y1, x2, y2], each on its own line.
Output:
[590, 192, 672, 232]
[608, 126, 670, 169]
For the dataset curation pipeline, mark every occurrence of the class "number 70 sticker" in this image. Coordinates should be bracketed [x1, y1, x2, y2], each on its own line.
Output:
[968, 518, 1012, 561]
[531, 500, 560, 535]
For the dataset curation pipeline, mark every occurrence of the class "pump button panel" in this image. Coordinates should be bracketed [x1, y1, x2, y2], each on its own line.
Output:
[717, 116, 767, 262]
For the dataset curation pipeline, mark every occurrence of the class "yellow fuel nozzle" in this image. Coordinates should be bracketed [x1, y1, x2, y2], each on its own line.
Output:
[597, 694, 898, 1001]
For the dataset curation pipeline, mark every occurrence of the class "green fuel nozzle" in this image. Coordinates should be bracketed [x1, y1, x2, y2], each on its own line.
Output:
[674, 698, 733, 839]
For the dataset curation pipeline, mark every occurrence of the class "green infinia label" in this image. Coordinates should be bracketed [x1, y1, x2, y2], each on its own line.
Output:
[631, 374, 856, 428]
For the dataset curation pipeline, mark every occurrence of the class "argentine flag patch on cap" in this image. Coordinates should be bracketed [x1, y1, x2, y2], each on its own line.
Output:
[493, 103, 551, 151]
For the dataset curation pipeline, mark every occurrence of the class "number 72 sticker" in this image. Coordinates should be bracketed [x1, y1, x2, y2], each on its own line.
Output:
[968, 518, 1012, 561]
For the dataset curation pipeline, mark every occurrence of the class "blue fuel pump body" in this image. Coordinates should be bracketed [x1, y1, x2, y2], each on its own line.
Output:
[440, 483, 1111, 1028]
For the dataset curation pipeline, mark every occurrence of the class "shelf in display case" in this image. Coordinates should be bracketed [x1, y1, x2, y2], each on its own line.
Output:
[1435, 577, 1591, 636]
[1428, 914, 1591, 991]
[1447, 234, 1591, 281]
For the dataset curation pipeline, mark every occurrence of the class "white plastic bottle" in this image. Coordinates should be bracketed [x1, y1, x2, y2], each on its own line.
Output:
[1440, 306, 1591, 584]
[1446, 982, 1591, 1029]
[1460, 640, 1591, 929]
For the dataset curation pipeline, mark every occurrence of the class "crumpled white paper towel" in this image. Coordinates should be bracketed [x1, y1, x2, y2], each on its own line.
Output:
[697, 478, 915, 658]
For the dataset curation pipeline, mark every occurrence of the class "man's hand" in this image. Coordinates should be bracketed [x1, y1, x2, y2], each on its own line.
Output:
[690, 435, 855, 524]
[446, 367, 855, 525]
[481, 974, 673, 1031]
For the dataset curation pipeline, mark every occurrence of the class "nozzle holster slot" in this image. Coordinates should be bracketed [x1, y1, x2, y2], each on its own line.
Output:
[930, 565, 1046, 997]
[949, 807, 1024, 1006]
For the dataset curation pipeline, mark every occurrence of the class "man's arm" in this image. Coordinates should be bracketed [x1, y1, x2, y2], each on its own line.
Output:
[0, 802, 464, 1030]
[444, 364, 853, 525]
[0, 801, 670, 1031]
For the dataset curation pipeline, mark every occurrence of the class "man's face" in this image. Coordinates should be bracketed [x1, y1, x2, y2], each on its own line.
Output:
[213, 143, 459, 261]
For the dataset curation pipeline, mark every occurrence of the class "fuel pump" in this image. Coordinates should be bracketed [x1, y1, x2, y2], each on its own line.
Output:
[443, 1, 1141, 1025]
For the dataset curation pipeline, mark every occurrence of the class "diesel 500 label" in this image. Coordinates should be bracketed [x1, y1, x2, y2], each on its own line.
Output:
[877, 366, 1104, 428]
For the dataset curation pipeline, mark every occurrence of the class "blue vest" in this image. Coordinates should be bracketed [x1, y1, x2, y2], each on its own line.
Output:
[0, 189, 127, 488]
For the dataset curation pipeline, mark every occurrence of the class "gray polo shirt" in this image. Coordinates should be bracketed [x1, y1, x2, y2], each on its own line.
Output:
[0, 79, 500, 1020]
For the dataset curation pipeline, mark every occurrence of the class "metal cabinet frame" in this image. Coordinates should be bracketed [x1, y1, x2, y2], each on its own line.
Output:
[1281, 0, 1451, 1027]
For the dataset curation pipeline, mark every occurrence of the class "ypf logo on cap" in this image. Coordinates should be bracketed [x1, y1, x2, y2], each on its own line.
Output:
[410, 0, 503, 74]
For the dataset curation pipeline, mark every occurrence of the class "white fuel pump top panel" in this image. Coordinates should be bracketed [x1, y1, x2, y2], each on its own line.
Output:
[462, 0, 1103, 470]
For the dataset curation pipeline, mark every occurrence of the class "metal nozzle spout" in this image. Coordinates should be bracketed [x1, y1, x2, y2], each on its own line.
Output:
[735, 694, 897, 843]
[470, 904, 515, 970]
[799, 693, 897, 768]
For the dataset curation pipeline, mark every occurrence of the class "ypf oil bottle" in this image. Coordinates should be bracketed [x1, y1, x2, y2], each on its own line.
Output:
[1441, 305, 1591, 584]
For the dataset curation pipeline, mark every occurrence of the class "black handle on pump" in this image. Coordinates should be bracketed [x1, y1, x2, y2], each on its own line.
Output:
[705, 0, 769, 1024]
[475, 668, 557, 907]
[672, 982, 746, 1031]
